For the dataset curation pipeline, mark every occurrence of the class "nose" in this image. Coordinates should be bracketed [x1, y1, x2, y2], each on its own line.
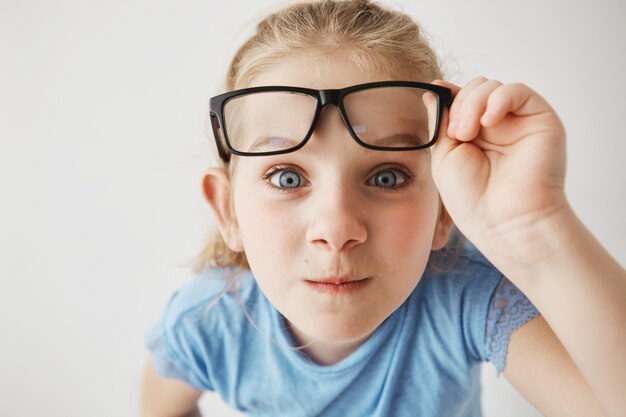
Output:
[305, 182, 367, 253]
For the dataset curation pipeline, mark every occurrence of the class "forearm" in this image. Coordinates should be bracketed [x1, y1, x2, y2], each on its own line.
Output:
[141, 355, 204, 417]
[493, 206, 626, 417]
[155, 408, 202, 417]
[141, 393, 203, 417]
[142, 406, 201, 417]
[183, 407, 202, 417]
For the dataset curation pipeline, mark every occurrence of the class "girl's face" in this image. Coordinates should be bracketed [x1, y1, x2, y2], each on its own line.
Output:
[228, 55, 448, 359]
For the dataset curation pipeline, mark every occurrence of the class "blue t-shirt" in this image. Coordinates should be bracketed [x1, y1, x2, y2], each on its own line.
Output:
[145, 240, 539, 416]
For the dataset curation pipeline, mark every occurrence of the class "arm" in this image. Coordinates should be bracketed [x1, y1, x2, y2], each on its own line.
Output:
[504, 313, 608, 417]
[428, 78, 626, 417]
[500, 207, 626, 417]
[141, 353, 204, 417]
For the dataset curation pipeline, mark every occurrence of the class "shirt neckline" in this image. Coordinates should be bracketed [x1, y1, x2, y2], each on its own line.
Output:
[266, 289, 406, 376]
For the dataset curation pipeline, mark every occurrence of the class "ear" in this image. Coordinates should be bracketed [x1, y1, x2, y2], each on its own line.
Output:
[431, 200, 453, 250]
[201, 167, 244, 252]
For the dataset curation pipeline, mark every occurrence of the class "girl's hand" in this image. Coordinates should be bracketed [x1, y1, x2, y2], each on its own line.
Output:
[428, 77, 569, 269]
[427, 79, 626, 417]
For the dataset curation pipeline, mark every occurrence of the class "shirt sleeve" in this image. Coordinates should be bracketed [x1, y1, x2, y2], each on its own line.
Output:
[144, 274, 233, 392]
[485, 276, 540, 376]
[144, 316, 208, 391]
[436, 236, 540, 373]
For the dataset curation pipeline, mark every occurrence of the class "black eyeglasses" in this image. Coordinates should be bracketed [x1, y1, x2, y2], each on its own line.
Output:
[209, 81, 452, 163]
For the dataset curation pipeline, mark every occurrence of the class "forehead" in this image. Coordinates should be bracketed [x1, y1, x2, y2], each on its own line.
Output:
[230, 54, 431, 171]
[249, 54, 413, 90]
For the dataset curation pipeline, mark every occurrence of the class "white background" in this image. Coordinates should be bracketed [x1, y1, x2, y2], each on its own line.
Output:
[1, 0, 625, 416]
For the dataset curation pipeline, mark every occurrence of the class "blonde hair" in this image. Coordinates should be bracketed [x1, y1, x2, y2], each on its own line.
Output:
[191, 0, 456, 274]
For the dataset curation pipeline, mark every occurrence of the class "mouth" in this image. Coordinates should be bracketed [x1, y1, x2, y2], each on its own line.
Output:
[304, 276, 371, 295]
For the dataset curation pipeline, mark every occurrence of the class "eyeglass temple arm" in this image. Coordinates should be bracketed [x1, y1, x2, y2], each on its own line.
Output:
[210, 112, 231, 163]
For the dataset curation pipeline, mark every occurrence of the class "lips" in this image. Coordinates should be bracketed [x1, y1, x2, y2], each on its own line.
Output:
[307, 274, 363, 285]
[304, 276, 371, 295]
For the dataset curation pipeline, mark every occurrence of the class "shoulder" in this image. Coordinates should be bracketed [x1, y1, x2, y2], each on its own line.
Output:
[160, 267, 258, 332]
[144, 267, 262, 390]
[146, 267, 260, 365]
[410, 234, 506, 362]
[418, 235, 503, 299]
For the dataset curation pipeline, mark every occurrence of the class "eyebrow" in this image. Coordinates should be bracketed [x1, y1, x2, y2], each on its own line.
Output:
[368, 133, 427, 147]
[246, 133, 426, 154]
[246, 136, 311, 154]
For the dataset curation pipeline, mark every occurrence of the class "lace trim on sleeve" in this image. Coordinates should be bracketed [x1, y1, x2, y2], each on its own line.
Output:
[485, 276, 540, 376]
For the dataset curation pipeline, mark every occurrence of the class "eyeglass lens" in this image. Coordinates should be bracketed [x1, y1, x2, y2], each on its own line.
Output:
[222, 87, 438, 153]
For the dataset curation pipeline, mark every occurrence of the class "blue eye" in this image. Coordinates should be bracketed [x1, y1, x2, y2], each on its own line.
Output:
[269, 170, 302, 189]
[368, 169, 407, 188]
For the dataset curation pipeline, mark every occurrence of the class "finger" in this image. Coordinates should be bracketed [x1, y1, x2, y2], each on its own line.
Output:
[447, 76, 489, 138]
[455, 79, 503, 141]
[480, 83, 553, 126]
[422, 92, 438, 140]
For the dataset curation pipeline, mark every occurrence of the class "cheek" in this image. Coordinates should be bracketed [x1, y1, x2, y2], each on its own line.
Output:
[233, 188, 301, 256]
[372, 190, 440, 261]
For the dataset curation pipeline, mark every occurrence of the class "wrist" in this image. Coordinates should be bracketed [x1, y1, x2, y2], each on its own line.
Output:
[473, 200, 582, 280]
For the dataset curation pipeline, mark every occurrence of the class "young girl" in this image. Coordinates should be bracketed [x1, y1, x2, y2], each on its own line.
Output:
[141, 1, 626, 416]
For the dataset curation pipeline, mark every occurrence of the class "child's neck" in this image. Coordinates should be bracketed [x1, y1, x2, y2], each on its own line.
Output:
[285, 319, 372, 366]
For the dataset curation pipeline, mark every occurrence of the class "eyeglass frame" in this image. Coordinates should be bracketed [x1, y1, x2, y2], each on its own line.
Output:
[208, 81, 452, 163]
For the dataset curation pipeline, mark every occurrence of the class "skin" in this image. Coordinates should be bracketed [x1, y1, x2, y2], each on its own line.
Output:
[205, 55, 451, 365]
[431, 78, 626, 417]
[204, 54, 626, 416]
